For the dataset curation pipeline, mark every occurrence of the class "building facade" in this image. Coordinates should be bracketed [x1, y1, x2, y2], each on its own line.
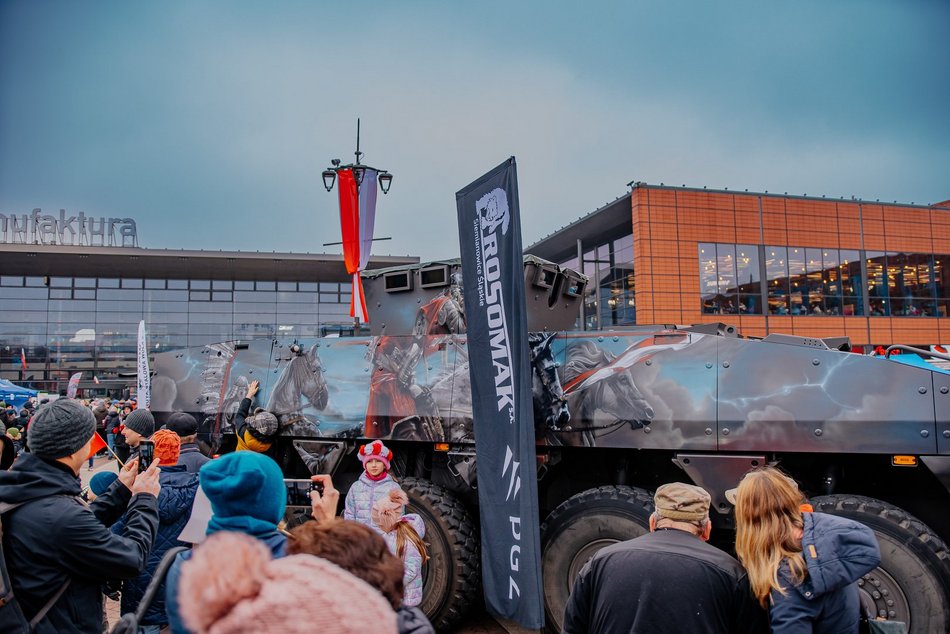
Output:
[0, 243, 417, 395]
[528, 184, 950, 349]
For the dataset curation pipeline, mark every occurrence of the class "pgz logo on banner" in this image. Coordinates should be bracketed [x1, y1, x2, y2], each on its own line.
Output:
[474, 187, 524, 599]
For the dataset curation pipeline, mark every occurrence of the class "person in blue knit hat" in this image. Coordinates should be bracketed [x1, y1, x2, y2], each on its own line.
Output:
[164, 452, 288, 634]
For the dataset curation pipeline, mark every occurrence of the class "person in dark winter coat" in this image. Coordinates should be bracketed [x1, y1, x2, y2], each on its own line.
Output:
[109, 407, 130, 466]
[0, 399, 161, 634]
[112, 429, 199, 632]
[164, 412, 209, 473]
[164, 451, 289, 634]
[733, 467, 882, 633]
[563, 482, 768, 634]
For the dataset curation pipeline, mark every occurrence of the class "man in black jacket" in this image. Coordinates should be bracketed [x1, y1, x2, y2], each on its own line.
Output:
[0, 398, 161, 633]
[562, 482, 767, 634]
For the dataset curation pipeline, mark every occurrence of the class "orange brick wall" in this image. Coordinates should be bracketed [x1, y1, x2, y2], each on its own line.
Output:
[632, 186, 950, 346]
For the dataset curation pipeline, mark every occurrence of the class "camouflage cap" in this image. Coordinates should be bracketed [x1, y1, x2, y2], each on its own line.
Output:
[654, 482, 711, 521]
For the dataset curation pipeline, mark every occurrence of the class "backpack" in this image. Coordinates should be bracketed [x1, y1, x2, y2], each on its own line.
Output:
[0, 501, 71, 633]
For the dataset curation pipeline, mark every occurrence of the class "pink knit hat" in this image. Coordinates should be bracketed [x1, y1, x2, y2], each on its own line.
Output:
[358, 440, 393, 471]
[179, 532, 397, 634]
[371, 488, 409, 533]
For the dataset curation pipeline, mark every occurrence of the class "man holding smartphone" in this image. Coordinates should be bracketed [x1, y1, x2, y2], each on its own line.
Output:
[0, 399, 161, 633]
[122, 408, 155, 461]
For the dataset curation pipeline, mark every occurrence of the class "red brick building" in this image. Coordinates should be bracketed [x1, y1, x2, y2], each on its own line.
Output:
[527, 184, 950, 349]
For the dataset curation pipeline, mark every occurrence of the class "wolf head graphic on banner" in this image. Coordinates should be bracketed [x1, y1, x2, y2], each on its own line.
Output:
[477, 188, 510, 236]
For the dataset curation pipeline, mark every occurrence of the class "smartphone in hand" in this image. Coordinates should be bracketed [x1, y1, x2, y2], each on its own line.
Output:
[138, 440, 154, 473]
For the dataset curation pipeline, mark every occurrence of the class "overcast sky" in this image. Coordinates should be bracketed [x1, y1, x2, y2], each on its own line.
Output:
[1, 0, 947, 262]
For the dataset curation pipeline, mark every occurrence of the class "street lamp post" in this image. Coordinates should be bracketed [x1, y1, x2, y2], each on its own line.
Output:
[322, 119, 393, 331]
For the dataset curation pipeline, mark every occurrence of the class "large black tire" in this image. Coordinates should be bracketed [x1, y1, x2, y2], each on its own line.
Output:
[811, 494, 950, 634]
[401, 477, 480, 631]
[540, 486, 654, 632]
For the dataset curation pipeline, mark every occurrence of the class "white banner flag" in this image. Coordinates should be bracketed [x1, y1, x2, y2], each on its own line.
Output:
[137, 320, 151, 409]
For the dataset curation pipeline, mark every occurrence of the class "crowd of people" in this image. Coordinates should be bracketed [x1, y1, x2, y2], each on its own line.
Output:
[0, 394, 891, 633]
[0, 397, 434, 634]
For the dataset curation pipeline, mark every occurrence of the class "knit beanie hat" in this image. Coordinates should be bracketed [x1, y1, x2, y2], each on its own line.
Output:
[124, 408, 155, 437]
[28, 399, 97, 460]
[358, 440, 393, 471]
[152, 428, 181, 466]
[371, 488, 409, 533]
[165, 411, 199, 437]
[180, 532, 397, 634]
[89, 471, 118, 496]
[200, 452, 286, 528]
[247, 411, 278, 437]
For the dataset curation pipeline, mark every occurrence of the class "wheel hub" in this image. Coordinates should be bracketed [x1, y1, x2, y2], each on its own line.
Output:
[858, 567, 910, 627]
[568, 538, 619, 583]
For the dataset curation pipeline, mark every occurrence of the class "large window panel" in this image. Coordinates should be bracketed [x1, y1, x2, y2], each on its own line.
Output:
[866, 251, 890, 316]
[766, 246, 789, 314]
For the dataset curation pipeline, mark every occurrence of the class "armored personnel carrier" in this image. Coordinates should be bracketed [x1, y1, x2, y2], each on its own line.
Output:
[152, 257, 950, 633]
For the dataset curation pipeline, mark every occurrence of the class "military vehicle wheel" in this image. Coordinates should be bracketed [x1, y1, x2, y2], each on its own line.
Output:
[540, 486, 654, 632]
[401, 477, 480, 631]
[810, 494, 950, 633]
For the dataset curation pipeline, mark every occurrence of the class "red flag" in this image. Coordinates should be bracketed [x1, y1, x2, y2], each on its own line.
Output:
[19, 348, 27, 370]
[337, 168, 369, 322]
[87, 432, 107, 460]
[93, 375, 100, 385]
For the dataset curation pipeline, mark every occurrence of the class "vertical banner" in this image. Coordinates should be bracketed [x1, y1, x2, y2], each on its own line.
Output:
[337, 168, 370, 322]
[19, 348, 27, 370]
[137, 320, 151, 409]
[455, 157, 544, 629]
[66, 372, 82, 399]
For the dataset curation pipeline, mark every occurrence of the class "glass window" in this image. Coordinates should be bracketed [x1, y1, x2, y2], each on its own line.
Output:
[319, 293, 340, 304]
[190, 280, 211, 290]
[839, 250, 862, 316]
[50, 289, 72, 299]
[167, 280, 188, 290]
[212, 280, 232, 290]
[765, 246, 789, 314]
[277, 281, 296, 291]
[50, 277, 72, 287]
[98, 278, 119, 288]
[299, 282, 319, 292]
[145, 279, 165, 289]
[25, 276, 45, 287]
[866, 251, 890, 316]
[212, 292, 233, 302]
[74, 278, 96, 288]
[97, 289, 142, 301]
[1, 276, 23, 286]
[121, 279, 143, 289]
[256, 281, 276, 291]
[189, 291, 210, 301]
[234, 281, 254, 291]
[145, 290, 189, 302]
[319, 283, 339, 292]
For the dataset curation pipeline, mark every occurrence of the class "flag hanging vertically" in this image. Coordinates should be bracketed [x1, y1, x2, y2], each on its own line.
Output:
[137, 320, 151, 409]
[19, 348, 27, 370]
[456, 158, 544, 629]
[337, 167, 380, 323]
[93, 375, 100, 385]
[66, 372, 82, 399]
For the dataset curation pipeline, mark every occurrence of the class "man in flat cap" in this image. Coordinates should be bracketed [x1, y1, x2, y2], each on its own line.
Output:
[0, 399, 161, 633]
[563, 482, 767, 634]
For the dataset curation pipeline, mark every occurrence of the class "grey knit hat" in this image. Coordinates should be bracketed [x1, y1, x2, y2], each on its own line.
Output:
[28, 399, 97, 459]
[124, 409, 155, 437]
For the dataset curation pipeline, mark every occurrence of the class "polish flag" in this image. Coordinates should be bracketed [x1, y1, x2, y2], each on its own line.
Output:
[337, 167, 379, 323]
[19, 348, 27, 370]
[93, 375, 100, 385]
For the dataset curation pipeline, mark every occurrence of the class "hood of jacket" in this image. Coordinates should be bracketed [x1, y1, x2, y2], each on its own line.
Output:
[791, 512, 881, 599]
[156, 465, 199, 525]
[402, 512, 426, 538]
[0, 452, 79, 504]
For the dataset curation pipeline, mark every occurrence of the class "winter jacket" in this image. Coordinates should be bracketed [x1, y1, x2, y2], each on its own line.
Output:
[344, 472, 401, 527]
[176, 443, 210, 473]
[165, 523, 287, 634]
[112, 465, 199, 625]
[0, 453, 159, 633]
[396, 606, 436, 634]
[234, 397, 275, 454]
[770, 512, 881, 633]
[563, 528, 768, 634]
[380, 513, 426, 607]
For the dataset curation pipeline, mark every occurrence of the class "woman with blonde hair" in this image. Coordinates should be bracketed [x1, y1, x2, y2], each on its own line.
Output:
[732, 467, 881, 633]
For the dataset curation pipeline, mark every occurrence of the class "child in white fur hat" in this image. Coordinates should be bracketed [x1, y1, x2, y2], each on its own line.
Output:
[344, 440, 401, 527]
[372, 488, 428, 607]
